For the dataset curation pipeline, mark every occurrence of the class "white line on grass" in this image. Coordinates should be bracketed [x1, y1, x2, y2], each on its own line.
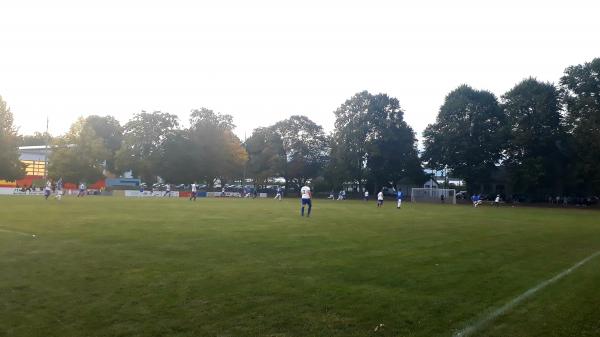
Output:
[0, 228, 36, 237]
[454, 250, 600, 337]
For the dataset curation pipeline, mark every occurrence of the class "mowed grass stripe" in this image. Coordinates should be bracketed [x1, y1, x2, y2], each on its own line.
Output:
[0, 228, 36, 236]
[0, 197, 599, 337]
[454, 251, 600, 337]
[479, 254, 600, 337]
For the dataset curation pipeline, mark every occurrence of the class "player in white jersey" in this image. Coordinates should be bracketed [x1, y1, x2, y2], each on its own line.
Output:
[274, 186, 282, 201]
[300, 185, 312, 217]
[44, 180, 52, 200]
[55, 177, 63, 200]
[190, 182, 197, 201]
[377, 190, 384, 207]
[164, 184, 171, 197]
[78, 183, 86, 197]
[364, 190, 369, 201]
[494, 194, 501, 207]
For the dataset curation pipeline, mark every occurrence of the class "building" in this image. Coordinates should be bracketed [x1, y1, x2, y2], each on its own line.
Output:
[0, 146, 50, 188]
[0, 145, 104, 190]
[19, 145, 50, 175]
[423, 178, 439, 189]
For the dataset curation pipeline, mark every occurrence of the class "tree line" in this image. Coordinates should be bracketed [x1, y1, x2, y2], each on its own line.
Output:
[1, 58, 599, 199]
[423, 58, 600, 199]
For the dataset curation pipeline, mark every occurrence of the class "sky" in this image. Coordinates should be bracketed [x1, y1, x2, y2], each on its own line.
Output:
[1, 0, 599, 143]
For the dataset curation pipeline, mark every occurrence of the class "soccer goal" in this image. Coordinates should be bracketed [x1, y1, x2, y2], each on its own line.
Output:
[411, 188, 456, 204]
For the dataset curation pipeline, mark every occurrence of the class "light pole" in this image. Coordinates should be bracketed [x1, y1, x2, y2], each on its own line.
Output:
[44, 117, 49, 179]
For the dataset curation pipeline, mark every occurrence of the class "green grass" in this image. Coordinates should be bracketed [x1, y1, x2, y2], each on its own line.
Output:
[0, 197, 599, 337]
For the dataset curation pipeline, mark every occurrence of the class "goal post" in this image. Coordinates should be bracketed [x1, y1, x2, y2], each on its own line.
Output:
[411, 188, 456, 204]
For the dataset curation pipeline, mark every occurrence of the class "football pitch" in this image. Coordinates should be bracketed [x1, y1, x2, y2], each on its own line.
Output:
[1, 197, 599, 337]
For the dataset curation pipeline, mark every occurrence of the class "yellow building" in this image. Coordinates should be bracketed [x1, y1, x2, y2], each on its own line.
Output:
[0, 146, 50, 187]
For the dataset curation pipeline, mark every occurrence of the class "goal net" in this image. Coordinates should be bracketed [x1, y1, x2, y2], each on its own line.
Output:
[411, 188, 456, 204]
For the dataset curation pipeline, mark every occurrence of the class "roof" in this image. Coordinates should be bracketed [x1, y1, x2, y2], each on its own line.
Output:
[19, 144, 74, 151]
[19, 145, 51, 150]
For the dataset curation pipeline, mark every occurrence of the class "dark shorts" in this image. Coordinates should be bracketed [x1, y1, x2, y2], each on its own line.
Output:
[301, 198, 312, 206]
[191, 192, 197, 197]
[44, 190, 51, 196]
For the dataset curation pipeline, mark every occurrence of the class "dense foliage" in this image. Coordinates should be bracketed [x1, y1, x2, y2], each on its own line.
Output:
[423, 85, 506, 191]
[0, 95, 26, 180]
[3, 58, 600, 197]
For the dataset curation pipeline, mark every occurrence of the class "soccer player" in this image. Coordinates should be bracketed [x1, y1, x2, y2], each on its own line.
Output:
[190, 182, 197, 201]
[274, 186, 282, 201]
[377, 190, 384, 207]
[494, 194, 501, 207]
[44, 180, 52, 200]
[164, 183, 171, 197]
[300, 184, 312, 217]
[55, 177, 63, 200]
[78, 182, 86, 197]
[364, 190, 369, 201]
[472, 194, 482, 207]
[397, 189, 403, 209]
[327, 190, 334, 199]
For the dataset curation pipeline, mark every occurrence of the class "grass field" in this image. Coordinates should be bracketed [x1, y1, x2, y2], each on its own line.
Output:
[1, 197, 599, 337]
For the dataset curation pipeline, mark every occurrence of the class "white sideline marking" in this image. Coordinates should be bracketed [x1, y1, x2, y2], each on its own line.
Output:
[0, 228, 35, 237]
[454, 251, 600, 337]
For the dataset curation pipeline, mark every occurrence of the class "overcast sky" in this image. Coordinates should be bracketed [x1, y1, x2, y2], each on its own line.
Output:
[1, 0, 599, 143]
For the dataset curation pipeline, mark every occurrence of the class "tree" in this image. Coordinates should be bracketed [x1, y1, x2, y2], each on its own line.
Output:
[332, 91, 371, 189]
[115, 111, 179, 183]
[271, 115, 329, 190]
[0, 95, 26, 180]
[560, 58, 600, 194]
[19, 132, 53, 147]
[502, 78, 567, 198]
[363, 94, 426, 190]
[190, 108, 235, 130]
[423, 85, 506, 192]
[323, 140, 349, 190]
[158, 130, 196, 184]
[332, 91, 424, 192]
[245, 127, 285, 187]
[48, 118, 110, 184]
[85, 115, 123, 174]
[184, 108, 247, 187]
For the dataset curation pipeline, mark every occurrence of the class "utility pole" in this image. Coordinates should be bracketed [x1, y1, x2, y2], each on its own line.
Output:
[44, 117, 49, 179]
[242, 131, 247, 186]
